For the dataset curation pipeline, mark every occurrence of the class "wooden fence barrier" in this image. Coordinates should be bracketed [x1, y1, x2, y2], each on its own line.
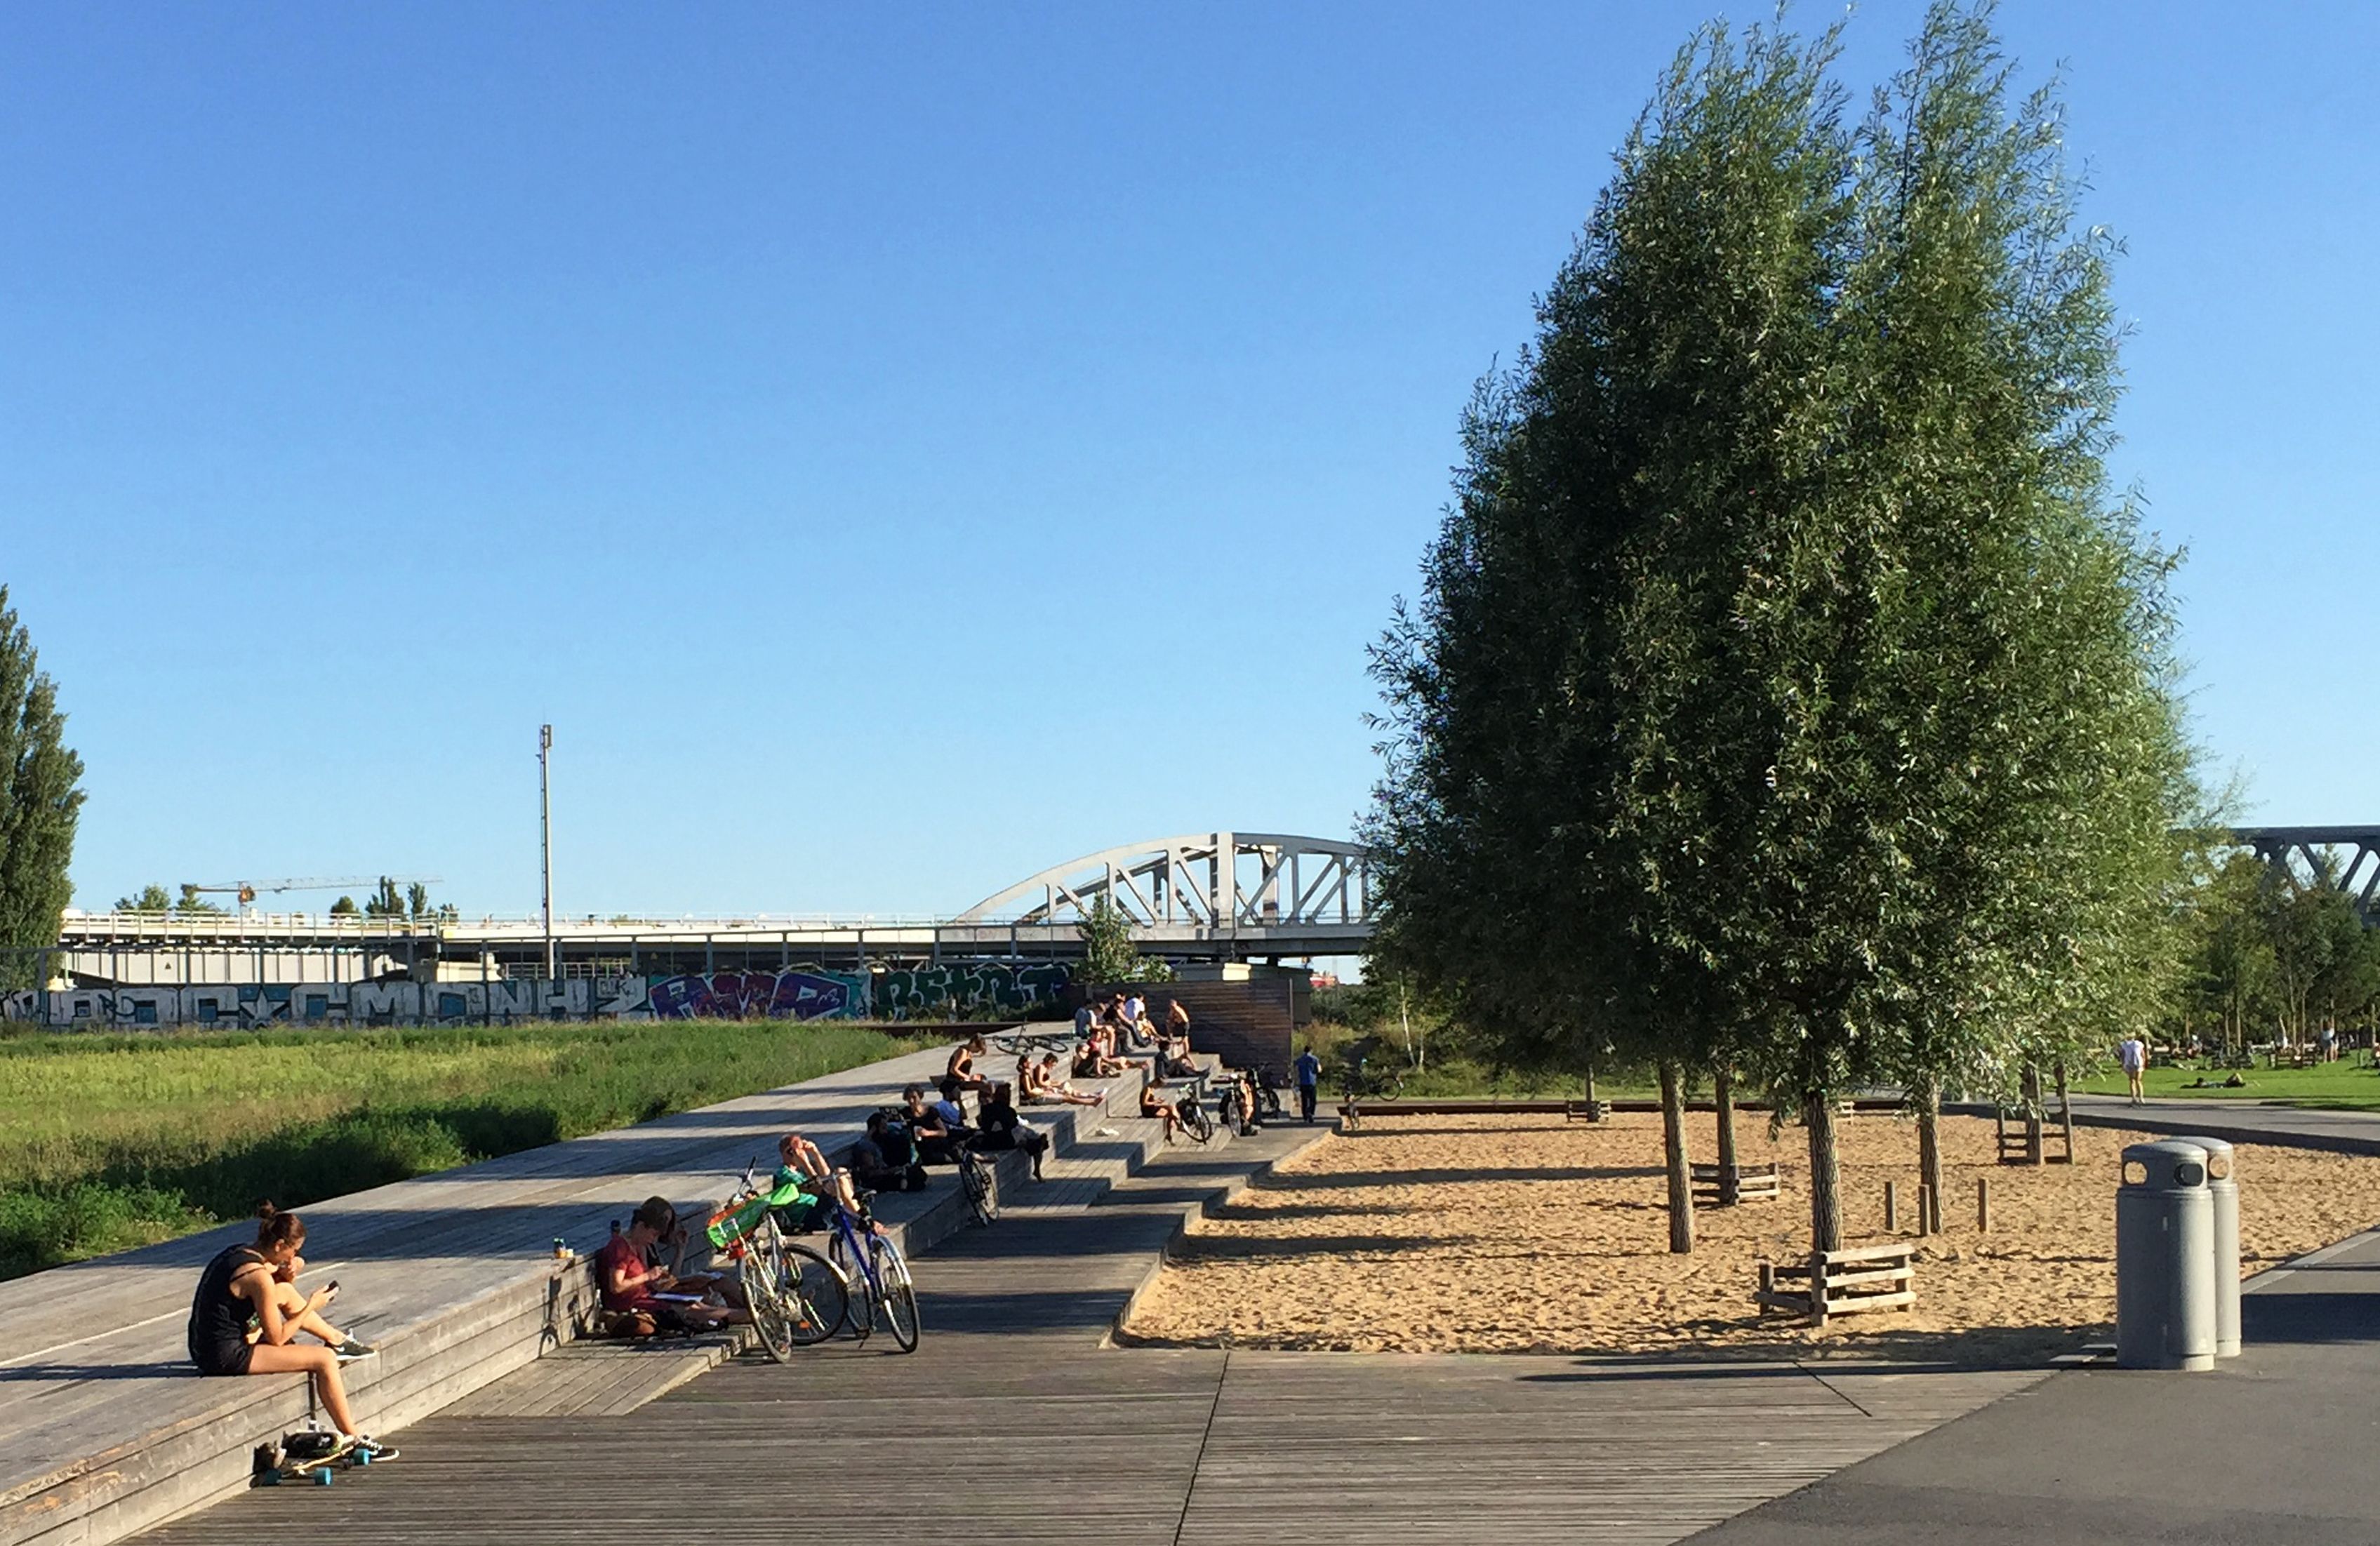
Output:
[1757, 1241, 1917, 1326]
[1690, 1160, 1780, 1206]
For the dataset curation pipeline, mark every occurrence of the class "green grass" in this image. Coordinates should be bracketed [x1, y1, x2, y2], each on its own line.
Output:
[2071, 1057, 2380, 1110]
[1296, 1018, 1656, 1100]
[0, 1019, 930, 1280]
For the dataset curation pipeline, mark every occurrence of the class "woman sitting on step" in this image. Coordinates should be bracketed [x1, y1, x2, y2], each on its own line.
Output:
[187, 1202, 387, 1455]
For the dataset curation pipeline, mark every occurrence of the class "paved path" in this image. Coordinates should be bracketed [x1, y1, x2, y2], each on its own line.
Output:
[1689, 1098, 2380, 1543]
[2066, 1093, 2380, 1156]
[135, 1122, 2039, 1546]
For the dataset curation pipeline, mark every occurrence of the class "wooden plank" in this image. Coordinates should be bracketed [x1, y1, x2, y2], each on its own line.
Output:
[1819, 1241, 1917, 1266]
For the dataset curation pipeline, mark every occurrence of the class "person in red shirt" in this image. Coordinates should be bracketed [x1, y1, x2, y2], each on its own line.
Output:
[598, 1199, 739, 1331]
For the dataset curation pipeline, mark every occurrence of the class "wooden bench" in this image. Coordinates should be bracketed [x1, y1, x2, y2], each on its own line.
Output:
[1564, 1099, 1608, 1124]
[1691, 1161, 1779, 1206]
[1756, 1241, 1917, 1326]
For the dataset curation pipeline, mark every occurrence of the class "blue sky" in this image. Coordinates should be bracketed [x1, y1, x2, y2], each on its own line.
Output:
[3, 2, 2372, 920]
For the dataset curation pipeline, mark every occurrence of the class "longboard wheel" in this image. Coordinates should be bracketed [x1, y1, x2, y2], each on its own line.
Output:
[314, 1469, 334, 1486]
[354, 1451, 371, 1465]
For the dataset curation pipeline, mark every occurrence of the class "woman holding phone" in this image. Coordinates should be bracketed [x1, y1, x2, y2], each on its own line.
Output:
[187, 1201, 386, 1453]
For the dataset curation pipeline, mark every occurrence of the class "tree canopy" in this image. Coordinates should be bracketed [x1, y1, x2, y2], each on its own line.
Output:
[0, 588, 84, 991]
[1368, 2, 2198, 1252]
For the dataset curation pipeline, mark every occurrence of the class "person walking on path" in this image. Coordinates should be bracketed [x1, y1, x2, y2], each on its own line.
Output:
[2118, 1034, 2147, 1106]
[1294, 1045, 1322, 1124]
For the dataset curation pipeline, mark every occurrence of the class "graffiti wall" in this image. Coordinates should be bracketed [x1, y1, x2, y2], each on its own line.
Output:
[0, 963, 1069, 1030]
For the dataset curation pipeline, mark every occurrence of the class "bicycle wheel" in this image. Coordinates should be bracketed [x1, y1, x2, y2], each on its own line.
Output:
[739, 1240, 795, 1364]
[870, 1234, 921, 1352]
[962, 1154, 998, 1226]
[828, 1227, 874, 1341]
[776, 1241, 849, 1346]
[1181, 1098, 1215, 1146]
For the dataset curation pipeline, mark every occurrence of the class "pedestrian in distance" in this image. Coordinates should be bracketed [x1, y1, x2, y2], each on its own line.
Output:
[2117, 1034, 2147, 1106]
[1294, 1044, 1322, 1124]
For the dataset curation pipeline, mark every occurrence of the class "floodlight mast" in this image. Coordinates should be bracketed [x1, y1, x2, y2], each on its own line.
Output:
[538, 725, 555, 982]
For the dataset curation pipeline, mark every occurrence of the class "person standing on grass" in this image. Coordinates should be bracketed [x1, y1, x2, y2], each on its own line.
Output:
[187, 1203, 387, 1455]
[2118, 1034, 2147, 1106]
[1294, 1045, 1322, 1124]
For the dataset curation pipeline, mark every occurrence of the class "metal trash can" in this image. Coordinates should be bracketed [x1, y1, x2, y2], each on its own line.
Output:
[2115, 1139, 2216, 1371]
[2187, 1135, 2242, 1358]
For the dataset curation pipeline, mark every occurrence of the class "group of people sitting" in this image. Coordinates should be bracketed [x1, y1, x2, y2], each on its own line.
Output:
[187, 1012, 1235, 1432]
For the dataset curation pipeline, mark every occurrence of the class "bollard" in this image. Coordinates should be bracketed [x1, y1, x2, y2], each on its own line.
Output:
[2188, 1135, 2242, 1358]
[1917, 1183, 1933, 1237]
[1977, 1176, 1990, 1233]
[1885, 1181, 1899, 1233]
[2115, 1140, 2215, 1371]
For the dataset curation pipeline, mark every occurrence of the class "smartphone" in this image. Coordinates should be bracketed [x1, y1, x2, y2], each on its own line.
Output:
[323, 1279, 340, 1298]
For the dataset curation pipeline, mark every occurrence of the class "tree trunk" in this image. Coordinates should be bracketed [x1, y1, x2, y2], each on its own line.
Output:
[1713, 1062, 1740, 1206]
[1658, 1060, 1695, 1254]
[2021, 1065, 2045, 1166]
[1914, 1072, 1944, 1222]
[1805, 1093, 1842, 1253]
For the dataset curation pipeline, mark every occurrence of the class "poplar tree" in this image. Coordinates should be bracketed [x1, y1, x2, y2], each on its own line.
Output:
[1370, 20, 1851, 1255]
[1374, 2, 2198, 1259]
[0, 588, 85, 992]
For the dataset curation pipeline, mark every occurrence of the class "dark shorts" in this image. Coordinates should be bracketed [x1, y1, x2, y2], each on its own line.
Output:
[773, 1198, 828, 1235]
[192, 1338, 254, 1377]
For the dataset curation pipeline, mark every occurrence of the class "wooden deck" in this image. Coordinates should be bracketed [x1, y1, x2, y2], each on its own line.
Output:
[0, 1028, 1210, 1546]
[131, 1121, 2044, 1546]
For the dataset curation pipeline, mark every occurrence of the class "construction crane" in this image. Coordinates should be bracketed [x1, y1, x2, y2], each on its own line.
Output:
[185, 877, 443, 907]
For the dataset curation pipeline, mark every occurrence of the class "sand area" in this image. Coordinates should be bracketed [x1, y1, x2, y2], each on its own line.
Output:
[1120, 1112, 2380, 1363]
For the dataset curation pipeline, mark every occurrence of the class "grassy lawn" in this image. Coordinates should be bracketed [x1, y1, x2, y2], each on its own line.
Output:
[2072, 1057, 2380, 1110]
[0, 1019, 931, 1279]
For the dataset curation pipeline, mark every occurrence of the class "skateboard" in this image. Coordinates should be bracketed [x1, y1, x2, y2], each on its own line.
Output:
[251, 1432, 399, 1486]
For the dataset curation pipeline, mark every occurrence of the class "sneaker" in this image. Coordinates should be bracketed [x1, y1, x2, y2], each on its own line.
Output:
[350, 1436, 399, 1462]
[331, 1338, 378, 1363]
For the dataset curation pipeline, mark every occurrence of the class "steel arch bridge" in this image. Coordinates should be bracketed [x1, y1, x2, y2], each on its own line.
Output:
[2235, 827, 2380, 921]
[956, 830, 1374, 959]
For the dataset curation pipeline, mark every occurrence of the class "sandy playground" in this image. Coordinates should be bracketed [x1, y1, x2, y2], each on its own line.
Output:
[1120, 1112, 2380, 1363]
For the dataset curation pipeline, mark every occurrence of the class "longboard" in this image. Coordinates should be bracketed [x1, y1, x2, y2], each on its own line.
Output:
[253, 1434, 399, 1486]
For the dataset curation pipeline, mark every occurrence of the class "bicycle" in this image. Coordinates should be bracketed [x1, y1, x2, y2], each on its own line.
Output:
[1177, 1088, 1216, 1146]
[1336, 1060, 1405, 1133]
[1252, 1069, 1287, 1124]
[957, 1143, 999, 1227]
[704, 1161, 849, 1363]
[988, 1026, 1075, 1059]
[821, 1192, 922, 1352]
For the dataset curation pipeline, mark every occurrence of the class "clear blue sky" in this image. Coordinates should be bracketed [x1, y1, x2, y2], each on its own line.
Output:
[3, 2, 2372, 920]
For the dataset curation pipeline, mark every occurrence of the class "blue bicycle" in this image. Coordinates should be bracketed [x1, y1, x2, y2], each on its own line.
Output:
[823, 1192, 922, 1352]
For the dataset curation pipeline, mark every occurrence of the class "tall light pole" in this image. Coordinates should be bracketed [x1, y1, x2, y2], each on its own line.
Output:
[538, 724, 556, 982]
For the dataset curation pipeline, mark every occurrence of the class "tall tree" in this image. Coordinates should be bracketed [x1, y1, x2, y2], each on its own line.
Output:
[0, 589, 85, 992]
[1828, 4, 2196, 1232]
[1371, 18, 1852, 1255]
[1374, 3, 2197, 1258]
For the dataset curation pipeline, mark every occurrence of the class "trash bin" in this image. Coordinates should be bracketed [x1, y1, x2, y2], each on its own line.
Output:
[2188, 1135, 2241, 1358]
[2115, 1139, 2215, 1371]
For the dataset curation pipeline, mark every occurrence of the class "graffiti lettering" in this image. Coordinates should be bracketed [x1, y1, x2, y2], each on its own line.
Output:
[0, 964, 1067, 1029]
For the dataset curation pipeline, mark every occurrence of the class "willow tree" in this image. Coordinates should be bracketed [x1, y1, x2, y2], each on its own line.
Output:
[0, 588, 84, 992]
[1369, 20, 1852, 1255]
[1823, 3, 2196, 1222]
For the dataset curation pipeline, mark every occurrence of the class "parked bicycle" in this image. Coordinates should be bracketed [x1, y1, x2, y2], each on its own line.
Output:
[957, 1142, 999, 1227]
[1178, 1088, 1217, 1146]
[703, 1161, 849, 1363]
[1336, 1059, 1405, 1133]
[821, 1190, 922, 1352]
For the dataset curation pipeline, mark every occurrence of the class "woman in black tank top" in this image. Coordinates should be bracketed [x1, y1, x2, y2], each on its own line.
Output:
[185, 1203, 378, 1447]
